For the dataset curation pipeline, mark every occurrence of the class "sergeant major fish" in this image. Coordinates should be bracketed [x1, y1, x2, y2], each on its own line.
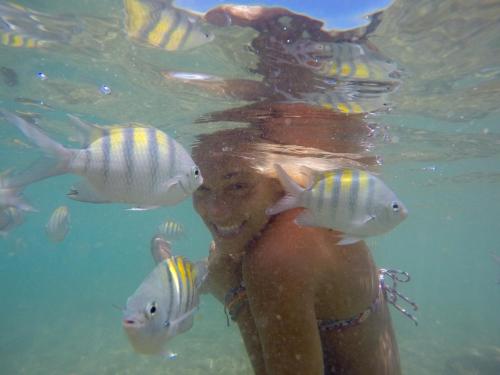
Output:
[123, 253, 208, 355]
[1, 111, 203, 210]
[45, 205, 70, 243]
[157, 219, 184, 240]
[124, 0, 214, 51]
[267, 164, 408, 245]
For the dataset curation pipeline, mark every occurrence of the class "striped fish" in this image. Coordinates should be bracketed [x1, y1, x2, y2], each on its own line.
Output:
[157, 219, 184, 240]
[0, 2, 76, 49]
[1, 111, 203, 209]
[45, 205, 70, 243]
[267, 164, 408, 245]
[150, 234, 173, 264]
[290, 40, 400, 82]
[0, 206, 24, 237]
[124, 0, 214, 51]
[123, 253, 208, 355]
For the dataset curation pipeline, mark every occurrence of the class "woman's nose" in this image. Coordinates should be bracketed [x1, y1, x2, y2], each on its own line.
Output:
[206, 195, 232, 220]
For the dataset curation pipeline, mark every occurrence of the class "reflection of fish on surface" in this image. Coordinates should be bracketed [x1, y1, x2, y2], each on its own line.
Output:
[123, 0, 214, 51]
[123, 248, 208, 355]
[160, 70, 272, 101]
[1, 111, 203, 210]
[286, 40, 401, 82]
[0, 2, 81, 48]
[45, 205, 70, 243]
[267, 164, 408, 245]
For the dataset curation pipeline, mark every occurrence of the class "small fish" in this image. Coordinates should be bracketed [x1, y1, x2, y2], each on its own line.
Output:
[124, 0, 214, 51]
[1, 66, 18, 86]
[122, 253, 208, 355]
[0, 170, 35, 212]
[267, 164, 408, 245]
[157, 219, 184, 240]
[45, 205, 70, 243]
[0, 206, 24, 237]
[1, 111, 203, 209]
[150, 234, 173, 264]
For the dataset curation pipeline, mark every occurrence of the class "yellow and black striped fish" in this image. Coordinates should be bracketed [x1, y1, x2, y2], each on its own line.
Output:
[0, 2, 76, 48]
[288, 40, 400, 82]
[157, 219, 184, 240]
[1, 111, 203, 210]
[124, 0, 213, 51]
[267, 164, 408, 245]
[45, 205, 70, 243]
[123, 253, 208, 354]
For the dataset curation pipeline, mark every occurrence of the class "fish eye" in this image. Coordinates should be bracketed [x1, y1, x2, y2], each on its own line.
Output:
[391, 201, 400, 212]
[145, 301, 158, 319]
[192, 166, 201, 179]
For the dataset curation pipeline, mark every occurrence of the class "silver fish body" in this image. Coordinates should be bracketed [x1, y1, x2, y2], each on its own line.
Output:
[267, 164, 408, 245]
[150, 234, 172, 264]
[0, 206, 24, 237]
[45, 205, 70, 243]
[123, 255, 207, 355]
[1, 111, 203, 208]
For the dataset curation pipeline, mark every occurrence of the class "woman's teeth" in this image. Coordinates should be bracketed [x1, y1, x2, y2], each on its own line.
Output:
[215, 222, 244, 236]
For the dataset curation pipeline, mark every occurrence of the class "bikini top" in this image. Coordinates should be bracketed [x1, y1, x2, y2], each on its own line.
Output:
[224, 268, 418, 331]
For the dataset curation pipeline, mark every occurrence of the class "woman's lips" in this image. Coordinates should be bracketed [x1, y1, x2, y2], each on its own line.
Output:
[212, 220, 247, 238]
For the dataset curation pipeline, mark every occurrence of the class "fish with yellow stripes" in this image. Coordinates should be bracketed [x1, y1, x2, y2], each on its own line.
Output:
[124, 0, 214, 51]
[1, 110, 203, 210]
[45, 205, 70, 243]
[157, 219, 184, 240]
[123, 250, 208, 355]
[289, 40, 400, 82]
[0, 2, 77, 49]
[267, 164, 408, 245]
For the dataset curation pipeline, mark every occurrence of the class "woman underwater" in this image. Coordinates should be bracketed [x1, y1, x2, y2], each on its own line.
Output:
[187, 4, 413, 375]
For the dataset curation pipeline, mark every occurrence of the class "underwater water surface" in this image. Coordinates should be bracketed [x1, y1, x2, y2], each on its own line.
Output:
[1, 0, 500, 374]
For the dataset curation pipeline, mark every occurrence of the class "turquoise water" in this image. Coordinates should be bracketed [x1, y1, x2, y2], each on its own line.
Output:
[1, 1, 500, 374]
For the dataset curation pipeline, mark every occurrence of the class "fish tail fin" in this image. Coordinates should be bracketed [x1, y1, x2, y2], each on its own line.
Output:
[1, 110, 73, 187]
[266, 164, 303, 216]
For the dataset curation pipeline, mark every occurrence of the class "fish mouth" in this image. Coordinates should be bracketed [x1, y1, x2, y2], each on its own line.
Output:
[212, 219, 247, 238]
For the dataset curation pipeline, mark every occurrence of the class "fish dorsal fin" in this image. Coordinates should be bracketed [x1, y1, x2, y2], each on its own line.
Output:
[67, 114, 153, 147]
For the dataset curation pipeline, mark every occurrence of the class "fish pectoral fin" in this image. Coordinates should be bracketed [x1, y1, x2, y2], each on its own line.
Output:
[294, 210, 316, 227]
[337, 235, 362, 246]
[127, 205, 160, 211]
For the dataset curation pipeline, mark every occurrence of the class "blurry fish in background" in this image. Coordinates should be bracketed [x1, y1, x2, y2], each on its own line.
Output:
[150, 234, 172, 264]
[45, 205, 70, 243]
[122, 252, 208, 355]
[1, 111, 203, 209]
[0, 170, 35, 212]
[123, 0, 214, 51]
[267, 164, 408, 245]
[157, 219, 184, 240]
[0, 66, 18, 86]
[0, 206, 24, 237]
[0, 2, 80, 49]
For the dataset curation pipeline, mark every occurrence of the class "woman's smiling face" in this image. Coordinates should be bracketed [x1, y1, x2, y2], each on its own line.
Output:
[193, 152, 281, 252]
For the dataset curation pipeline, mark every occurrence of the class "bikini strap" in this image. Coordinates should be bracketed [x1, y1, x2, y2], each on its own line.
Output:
[379, 268, 419, 325]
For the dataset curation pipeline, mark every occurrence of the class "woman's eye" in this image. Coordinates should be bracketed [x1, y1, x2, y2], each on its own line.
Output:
[230, 183, 245, 190]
